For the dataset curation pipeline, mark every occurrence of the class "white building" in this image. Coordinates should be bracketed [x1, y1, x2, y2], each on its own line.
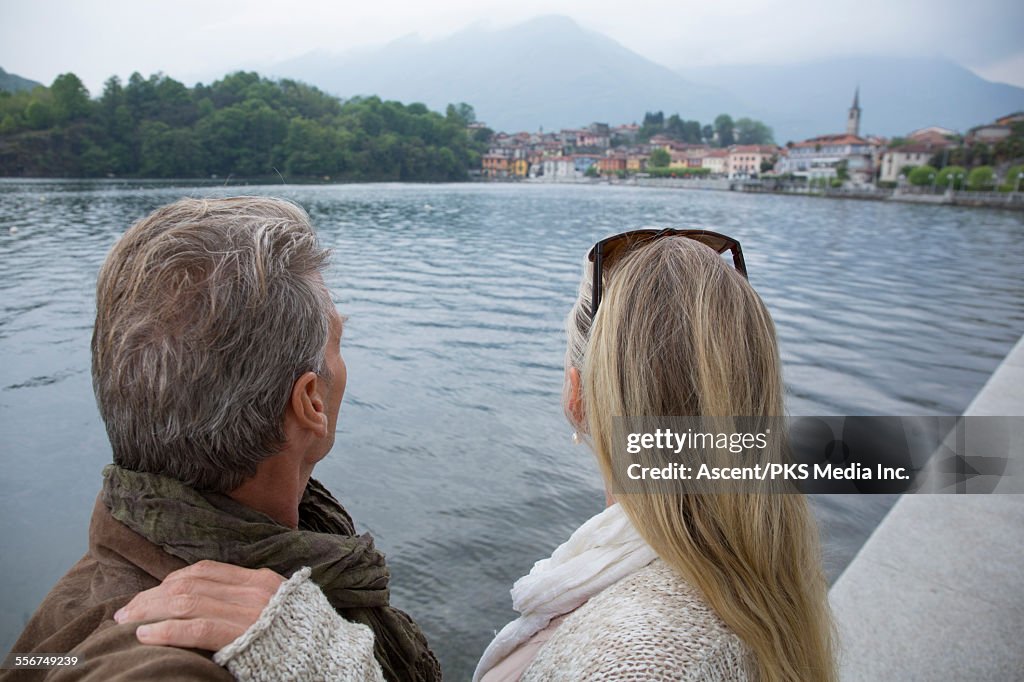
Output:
[540, 156, 578, 180]
[782, 134, 878, 182]
[701, 150, 728, 176]
[879, 143, 945, 183]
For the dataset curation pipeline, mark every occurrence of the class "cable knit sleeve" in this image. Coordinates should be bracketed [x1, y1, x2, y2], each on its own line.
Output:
[213, 567, 385, 682]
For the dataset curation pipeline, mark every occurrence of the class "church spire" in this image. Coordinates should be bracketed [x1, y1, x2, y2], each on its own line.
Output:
[847, 86, 861, 137]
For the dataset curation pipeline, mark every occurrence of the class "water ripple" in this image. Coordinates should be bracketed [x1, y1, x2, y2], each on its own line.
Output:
[1, 180, 1022, 678]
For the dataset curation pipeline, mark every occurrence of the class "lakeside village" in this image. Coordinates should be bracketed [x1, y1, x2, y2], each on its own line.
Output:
[474, 91, 1024, 208]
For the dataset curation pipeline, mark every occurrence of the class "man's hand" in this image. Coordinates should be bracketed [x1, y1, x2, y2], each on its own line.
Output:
[114, 560, 285, 652]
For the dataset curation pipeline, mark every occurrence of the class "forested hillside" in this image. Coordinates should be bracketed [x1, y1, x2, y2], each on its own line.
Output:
[0, 71, 489, 180]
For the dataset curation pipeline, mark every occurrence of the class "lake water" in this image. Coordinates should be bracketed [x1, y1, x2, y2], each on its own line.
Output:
[1, 179, 1022, 678]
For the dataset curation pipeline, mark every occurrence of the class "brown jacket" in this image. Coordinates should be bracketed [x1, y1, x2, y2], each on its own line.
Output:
[1, 497, 233, 681]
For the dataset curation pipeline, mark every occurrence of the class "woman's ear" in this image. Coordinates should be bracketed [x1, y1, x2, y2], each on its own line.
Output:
[566, 365, 585, 431]
[289, 371, 328, 438]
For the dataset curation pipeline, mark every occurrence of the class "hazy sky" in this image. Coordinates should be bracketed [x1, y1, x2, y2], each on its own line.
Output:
[2, 0, 1023, 94]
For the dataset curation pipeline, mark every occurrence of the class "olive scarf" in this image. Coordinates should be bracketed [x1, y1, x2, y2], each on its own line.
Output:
[102, 464, 441, 682]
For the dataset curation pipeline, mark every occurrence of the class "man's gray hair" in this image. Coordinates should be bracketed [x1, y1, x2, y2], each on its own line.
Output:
[92, 196, 333, 492]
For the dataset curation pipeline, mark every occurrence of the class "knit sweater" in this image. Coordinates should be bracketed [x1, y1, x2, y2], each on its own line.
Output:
[520, 560, 754, 680]
[222, 559, 753, 681]
[215, 568, 384, 682]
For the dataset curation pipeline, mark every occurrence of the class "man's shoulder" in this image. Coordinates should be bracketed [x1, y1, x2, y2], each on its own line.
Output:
[57, 619, 231, 681]
[4, 602, 230, 682]
[5, 554, 228, 682]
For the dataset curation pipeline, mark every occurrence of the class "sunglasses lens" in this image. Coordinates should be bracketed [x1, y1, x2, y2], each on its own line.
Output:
[602, 232, 651, 265]
[692, 235, 729, 252]
[598, 231, 735, 267]
[589, 228, 746, 318]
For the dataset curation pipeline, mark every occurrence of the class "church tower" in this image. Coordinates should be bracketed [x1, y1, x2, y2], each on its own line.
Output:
[847, 87, 861, 137]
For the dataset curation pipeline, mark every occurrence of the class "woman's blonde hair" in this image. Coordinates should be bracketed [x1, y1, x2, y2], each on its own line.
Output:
[566, 236, 836, 682]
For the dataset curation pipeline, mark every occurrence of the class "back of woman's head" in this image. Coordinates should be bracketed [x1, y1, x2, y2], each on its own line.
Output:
[567, 235, 781, 422]
[566, 235, 836, 682]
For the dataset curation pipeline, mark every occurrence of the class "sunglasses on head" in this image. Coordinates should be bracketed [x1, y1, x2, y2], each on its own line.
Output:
[587, 228, 748, 319]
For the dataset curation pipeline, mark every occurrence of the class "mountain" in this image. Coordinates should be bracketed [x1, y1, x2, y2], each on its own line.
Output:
[270, 15, 749, 133]
[268, 17, 1024, 140]
[677, 57, 1024, 143]
[0, 67, 42, 93]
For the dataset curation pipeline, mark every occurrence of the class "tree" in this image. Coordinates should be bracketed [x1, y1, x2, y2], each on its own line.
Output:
[714, 114, 734, 147]
[153, 75, 195, 127]
[936, 165, 967, 190]
[990, 123, 1024, 165]
[967, 166, 995, 191]
[50, 73, 91, 123]
[445, 102, 476, 126]
[25, 98, 54, 129]
[1003, 164, 1024, 191]
[967, 143, 992, 166]
[649, 147, 671, 168]
[0, 68, 487, 181]
[735, 117, 774, 145]
[665, 114, 684, 138]
[836, 159, 849, 182]
[639, 111, 665, 141]
[701, 124, 714, 144]
[643, 111, 664, 128]
[907, 165, 938, 187]
[139, 121, 205, 177]
[682, 120, 702, 144]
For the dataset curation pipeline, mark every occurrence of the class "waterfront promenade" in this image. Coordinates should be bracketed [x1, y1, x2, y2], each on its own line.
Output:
[829, 335, 1024, 680]
[523, 176, 1024, 210]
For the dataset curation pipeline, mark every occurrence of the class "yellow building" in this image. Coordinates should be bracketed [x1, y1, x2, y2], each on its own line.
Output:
[511, 158, 529, 177]
[627, 155, 649, 172]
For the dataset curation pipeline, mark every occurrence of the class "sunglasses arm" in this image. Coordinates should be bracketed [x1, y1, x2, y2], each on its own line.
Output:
[591, 242, 603, 320]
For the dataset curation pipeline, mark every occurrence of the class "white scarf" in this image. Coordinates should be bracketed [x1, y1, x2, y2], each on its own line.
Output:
[473, 503, 658, 681]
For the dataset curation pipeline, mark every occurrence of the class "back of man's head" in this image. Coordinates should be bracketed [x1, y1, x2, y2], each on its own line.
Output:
[92, 196, 333, 492]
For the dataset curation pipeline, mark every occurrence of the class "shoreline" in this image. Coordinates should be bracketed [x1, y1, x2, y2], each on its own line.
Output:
[5, 175, 1024, 210]
[517, 176, 1024, 211]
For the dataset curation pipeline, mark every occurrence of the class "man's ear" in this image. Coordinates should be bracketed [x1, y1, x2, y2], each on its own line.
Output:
[290, 371, 328, 438]
[567, 365, 585, 431]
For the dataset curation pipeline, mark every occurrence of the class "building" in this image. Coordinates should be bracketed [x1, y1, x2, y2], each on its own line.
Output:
[612, 124, 640, 146]
[995, 112, 1024, 127]
[669, 152, 689, 169]
[701, 149, 728, 176]
[541, 156, 577, 180]
[966, 125, 1012, 145]
[598, 154, 627, 173]
[574, 155, 600, 174]
[649, 134, 676, 150]
[482, 153, 511, 178]
[908, 126, 957, 145]
[847, 88, 861, 137]
[783, 134, 877, 181]
[878, 144, 940, 182]
[580, 123, 611, 149]
[772, 87, 880, 183]
[727, 145, 777, 178]
[685, 146, 711, 168]
[626, 154, 649, 172]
